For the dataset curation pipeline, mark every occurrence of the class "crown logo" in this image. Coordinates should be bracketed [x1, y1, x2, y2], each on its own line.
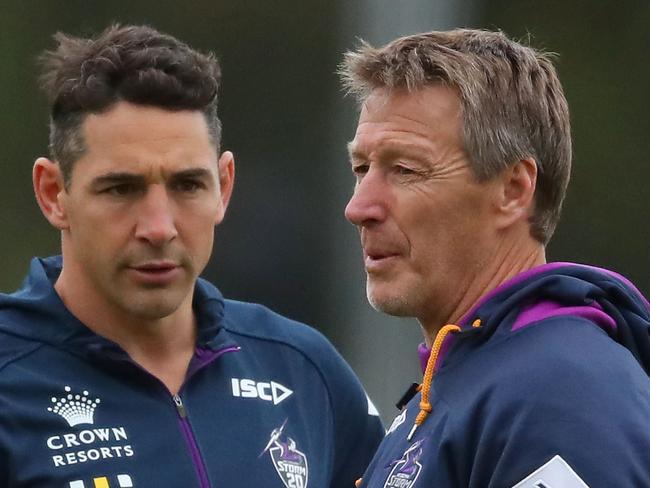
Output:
[48, 386, 101, 427]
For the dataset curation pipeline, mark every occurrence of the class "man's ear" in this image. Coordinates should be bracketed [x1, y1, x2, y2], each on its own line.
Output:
[33, 157, 69, 230]
[215, 150, 235, 225]
[494, 157, 537, 230]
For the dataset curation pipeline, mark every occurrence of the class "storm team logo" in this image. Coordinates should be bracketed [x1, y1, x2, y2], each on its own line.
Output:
[261, 420, 309, 488]
[383, 440, 424, 488]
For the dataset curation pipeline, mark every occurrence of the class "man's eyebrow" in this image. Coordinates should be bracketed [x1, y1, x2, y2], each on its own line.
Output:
[90, 168, 214, 187]
[347, 142, 366, 161]
[90, 172, 145, 188]
[170, 168, 214, 180]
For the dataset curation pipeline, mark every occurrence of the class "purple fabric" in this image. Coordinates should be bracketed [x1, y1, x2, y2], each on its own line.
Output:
[459, 262, 570, 327]
[187, 346, 240, 378]
[417, 335, 460, 374]
[179, 416, 211, 488]
[511, 300, 617, 333]
[417, 343, 430, 373]
[417, 263, 570, 373]
[180, 345, 240, 487]
[415, 262, 643, 373]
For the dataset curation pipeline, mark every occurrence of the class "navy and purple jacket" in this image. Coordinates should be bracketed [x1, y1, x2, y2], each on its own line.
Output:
[358, 263, 650, 488]
[0, 256, 384, 488]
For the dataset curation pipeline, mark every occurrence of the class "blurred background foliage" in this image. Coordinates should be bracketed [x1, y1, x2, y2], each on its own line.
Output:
[1, 0, 648, 421]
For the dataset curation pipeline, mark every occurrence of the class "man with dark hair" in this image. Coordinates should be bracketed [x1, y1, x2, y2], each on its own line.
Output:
[340, 29, 650, 487]
[0, 25, 383, 487]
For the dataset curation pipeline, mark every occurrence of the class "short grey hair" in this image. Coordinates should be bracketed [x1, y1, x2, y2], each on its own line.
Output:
[339, 29, 571, 244]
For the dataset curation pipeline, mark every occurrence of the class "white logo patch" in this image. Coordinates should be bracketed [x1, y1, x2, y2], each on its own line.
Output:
[383, 440, 424, 488]
[387, 409, 407, 435]
[261, 420, 309, 488]
[512, 455, 590, 488]
[48, 386, 100, 427]
[45, 385, 135, 469]
[231, 378, 293, 405]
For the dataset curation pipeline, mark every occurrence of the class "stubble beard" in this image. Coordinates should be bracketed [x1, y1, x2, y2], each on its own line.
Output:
[110, 253, 197, 321]
[366, 279, 415, 318]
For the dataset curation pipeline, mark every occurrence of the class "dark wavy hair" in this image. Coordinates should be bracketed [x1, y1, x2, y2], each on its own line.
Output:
[39, 24, 222, 188]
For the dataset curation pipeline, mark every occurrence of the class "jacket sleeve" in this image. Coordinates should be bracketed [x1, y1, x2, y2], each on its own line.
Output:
[459, 318, 650, 488]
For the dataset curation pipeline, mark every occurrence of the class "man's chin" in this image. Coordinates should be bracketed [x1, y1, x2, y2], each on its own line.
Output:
[120, 290, 189, 321]
[124, 303, 180, 321]
[367, 291, 413, 317]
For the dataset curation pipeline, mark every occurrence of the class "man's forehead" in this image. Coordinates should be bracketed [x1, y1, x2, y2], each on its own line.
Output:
[350, 86, 462, 154]
[358, 88, 399, 118]
[359, 85, 460, 118]
[82, 102, 213, 145]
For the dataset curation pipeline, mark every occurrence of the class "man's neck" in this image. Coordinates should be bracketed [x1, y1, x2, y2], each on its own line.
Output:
[420, 236, 546, 347]
[54, 268, 197, 395]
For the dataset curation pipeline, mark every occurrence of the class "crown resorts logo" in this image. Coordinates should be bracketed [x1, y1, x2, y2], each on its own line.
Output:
[48, 386, 101, 427]
[45, 386, 135, 471]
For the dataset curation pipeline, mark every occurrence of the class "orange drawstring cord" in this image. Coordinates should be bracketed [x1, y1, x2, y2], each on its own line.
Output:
[407, 323, 461, 441]
[356, 321, 478, 485]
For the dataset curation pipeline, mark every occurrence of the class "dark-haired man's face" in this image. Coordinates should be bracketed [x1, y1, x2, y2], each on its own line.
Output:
[54, 101, 233, 322]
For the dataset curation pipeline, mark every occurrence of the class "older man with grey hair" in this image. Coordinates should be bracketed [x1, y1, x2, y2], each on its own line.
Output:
[340, 28, 650, 488]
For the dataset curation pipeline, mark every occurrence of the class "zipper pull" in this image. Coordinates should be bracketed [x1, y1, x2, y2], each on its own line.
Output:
[173, 394, 187, 418]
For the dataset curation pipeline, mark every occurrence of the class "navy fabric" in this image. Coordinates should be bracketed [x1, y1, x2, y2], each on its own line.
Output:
[359, 263, 650, 488]
[0, 256, 383, 487]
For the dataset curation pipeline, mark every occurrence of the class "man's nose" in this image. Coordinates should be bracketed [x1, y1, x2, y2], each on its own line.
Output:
[134, 185, 178, 246]
[344, 169, 388, 227]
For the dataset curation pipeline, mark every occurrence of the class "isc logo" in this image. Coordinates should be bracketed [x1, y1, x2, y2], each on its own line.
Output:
[231, 378, 293, 405]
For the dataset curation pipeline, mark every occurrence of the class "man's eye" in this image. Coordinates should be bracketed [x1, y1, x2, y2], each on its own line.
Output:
[395, 165, 416, 175]
[105, 184, 137, 196]
[173, 180, 203, 192]
[352, 164, 369, 176]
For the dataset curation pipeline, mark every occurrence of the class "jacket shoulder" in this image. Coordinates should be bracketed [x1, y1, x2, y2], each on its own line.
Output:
[0, 326, 44, 373]
[221, 299, 338, 357]
[505, 315, 646, 393]
[445, 315, 649, 407]
[220, 298, 380, 421]
[440, 316, 650, 487]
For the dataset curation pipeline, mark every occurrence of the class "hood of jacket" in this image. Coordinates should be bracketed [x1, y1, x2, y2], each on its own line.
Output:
[420, 262, 650, 375]
[0, 256, 228, 357]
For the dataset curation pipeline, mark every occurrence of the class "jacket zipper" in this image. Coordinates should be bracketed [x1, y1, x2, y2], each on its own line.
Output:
[172, 345, 241, 488]
[173, 394, 211, 488]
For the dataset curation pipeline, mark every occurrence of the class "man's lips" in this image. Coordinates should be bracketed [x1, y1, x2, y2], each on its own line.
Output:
[127, 261, 182, 284]
[363, 250, 401, 271]
[363, 243, 402, 259]
[365, 251, 399, 260]
[131, 262, 178, 272]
